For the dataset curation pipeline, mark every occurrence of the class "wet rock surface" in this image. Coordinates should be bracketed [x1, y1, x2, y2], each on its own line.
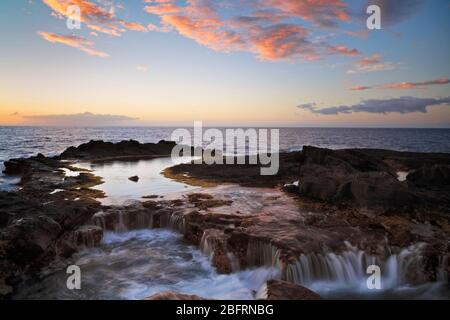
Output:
[164, 146, 450, 284]
[259, 280, 322, 300]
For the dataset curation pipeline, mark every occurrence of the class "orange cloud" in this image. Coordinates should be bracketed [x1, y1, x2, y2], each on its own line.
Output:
[87, 24, 121, 37]
[37, 31, 109, 57]
[43, 0, 120, 36]
[351, 77, 450, 91]
[144, 0, 359, 62]
[264, 0, 349, 27]
[162, 15, 244, 52]
[43, 0, 149, 37]
[144, 3, 180, 15]
[249, 24, 319, 61]
[119, 20, 148, 32]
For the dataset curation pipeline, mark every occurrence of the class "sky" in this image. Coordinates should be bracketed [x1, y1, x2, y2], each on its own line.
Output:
[0, 0, 449, 127]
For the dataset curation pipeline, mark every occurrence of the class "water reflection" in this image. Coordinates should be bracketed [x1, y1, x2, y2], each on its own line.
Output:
[77, 156, 196, 205]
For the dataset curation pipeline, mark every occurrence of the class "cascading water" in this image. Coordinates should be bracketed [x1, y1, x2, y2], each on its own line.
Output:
[284, 243, 429, 288]
[199, 230, 215, 262]
[21, 157, 447, 300]
[199, 230, 242, 272]
[168, 214, 186, 234]
[116, 208, 127, 232]
[246, 239, 281, 268]
[71, 225, 103, 248]
[243, 239, 449, 299]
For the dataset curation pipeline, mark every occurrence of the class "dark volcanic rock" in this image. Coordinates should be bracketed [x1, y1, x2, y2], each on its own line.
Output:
[2, 215, 62, 268]
[164, 152, 302, 187]
[59, 139, 176, 160]
[128, 175, 139, 182]
[300, 146, 395, 174]
[297, 146, 418, 209]
[349, 171, 417, 207]
[72, 225, 103, 247]
[407, 165, 450, 188]
[3, 153, 62, 176]
[0, 189, 101, 298]
[260, 280, 322, 300]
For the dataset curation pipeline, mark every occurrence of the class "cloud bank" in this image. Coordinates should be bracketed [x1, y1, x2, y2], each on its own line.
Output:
[23, 112, 138, 126]
[298, 97, 450, 115]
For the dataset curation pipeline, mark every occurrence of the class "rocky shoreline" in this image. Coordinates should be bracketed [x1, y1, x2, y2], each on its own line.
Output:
[1, 140, 449, 299]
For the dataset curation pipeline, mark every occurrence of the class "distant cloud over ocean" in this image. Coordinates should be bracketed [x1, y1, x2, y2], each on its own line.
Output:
[298, 96, 450, 115]
[23, 112, 138, 126]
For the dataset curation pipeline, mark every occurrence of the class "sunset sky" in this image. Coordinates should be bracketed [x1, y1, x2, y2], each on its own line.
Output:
[0, 0, 449, 127]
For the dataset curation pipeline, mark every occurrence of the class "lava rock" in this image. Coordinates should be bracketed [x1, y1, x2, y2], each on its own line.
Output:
[128, 175, 139, 182]
[407, 165, 450, 188]
[59, 139, 177, 160]
[259, 280, 322, 300]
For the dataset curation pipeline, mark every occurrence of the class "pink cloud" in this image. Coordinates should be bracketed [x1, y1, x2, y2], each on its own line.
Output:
[350, 77, 450, 91]
[144, 0, 360, 62]
[327, 45, 360, 57]
[347, 54, 396, 74]
[264, 0, 350, 27]
[249, 24, 319, 61]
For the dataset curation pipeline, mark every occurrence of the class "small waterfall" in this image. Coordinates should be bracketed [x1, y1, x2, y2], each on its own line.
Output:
[116, 208, 127, 232]
[437, 255, 449, 282]
[168, 214, 186, 234]
[92, 211, 106, 230]
[159, 213, 169, 228]
[246, 239, 281, 268]
[285, 250, 375, 285]
[200, 230, 216, 262]
[227, 252, 240, 272]
[92, 208, 156, 232]
[200, 229, 241, 272]
[285, 243, 432, 289]
[72, 225, 103, 247]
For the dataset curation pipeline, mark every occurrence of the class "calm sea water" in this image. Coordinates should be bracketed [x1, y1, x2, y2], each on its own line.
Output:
[1, 126, 449, 188]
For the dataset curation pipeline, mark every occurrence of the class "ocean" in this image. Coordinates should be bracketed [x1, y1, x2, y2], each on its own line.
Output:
[1, 126, 450, 189]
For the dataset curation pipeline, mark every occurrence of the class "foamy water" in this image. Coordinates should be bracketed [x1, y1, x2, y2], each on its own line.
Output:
[14, 229, 279, 300]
